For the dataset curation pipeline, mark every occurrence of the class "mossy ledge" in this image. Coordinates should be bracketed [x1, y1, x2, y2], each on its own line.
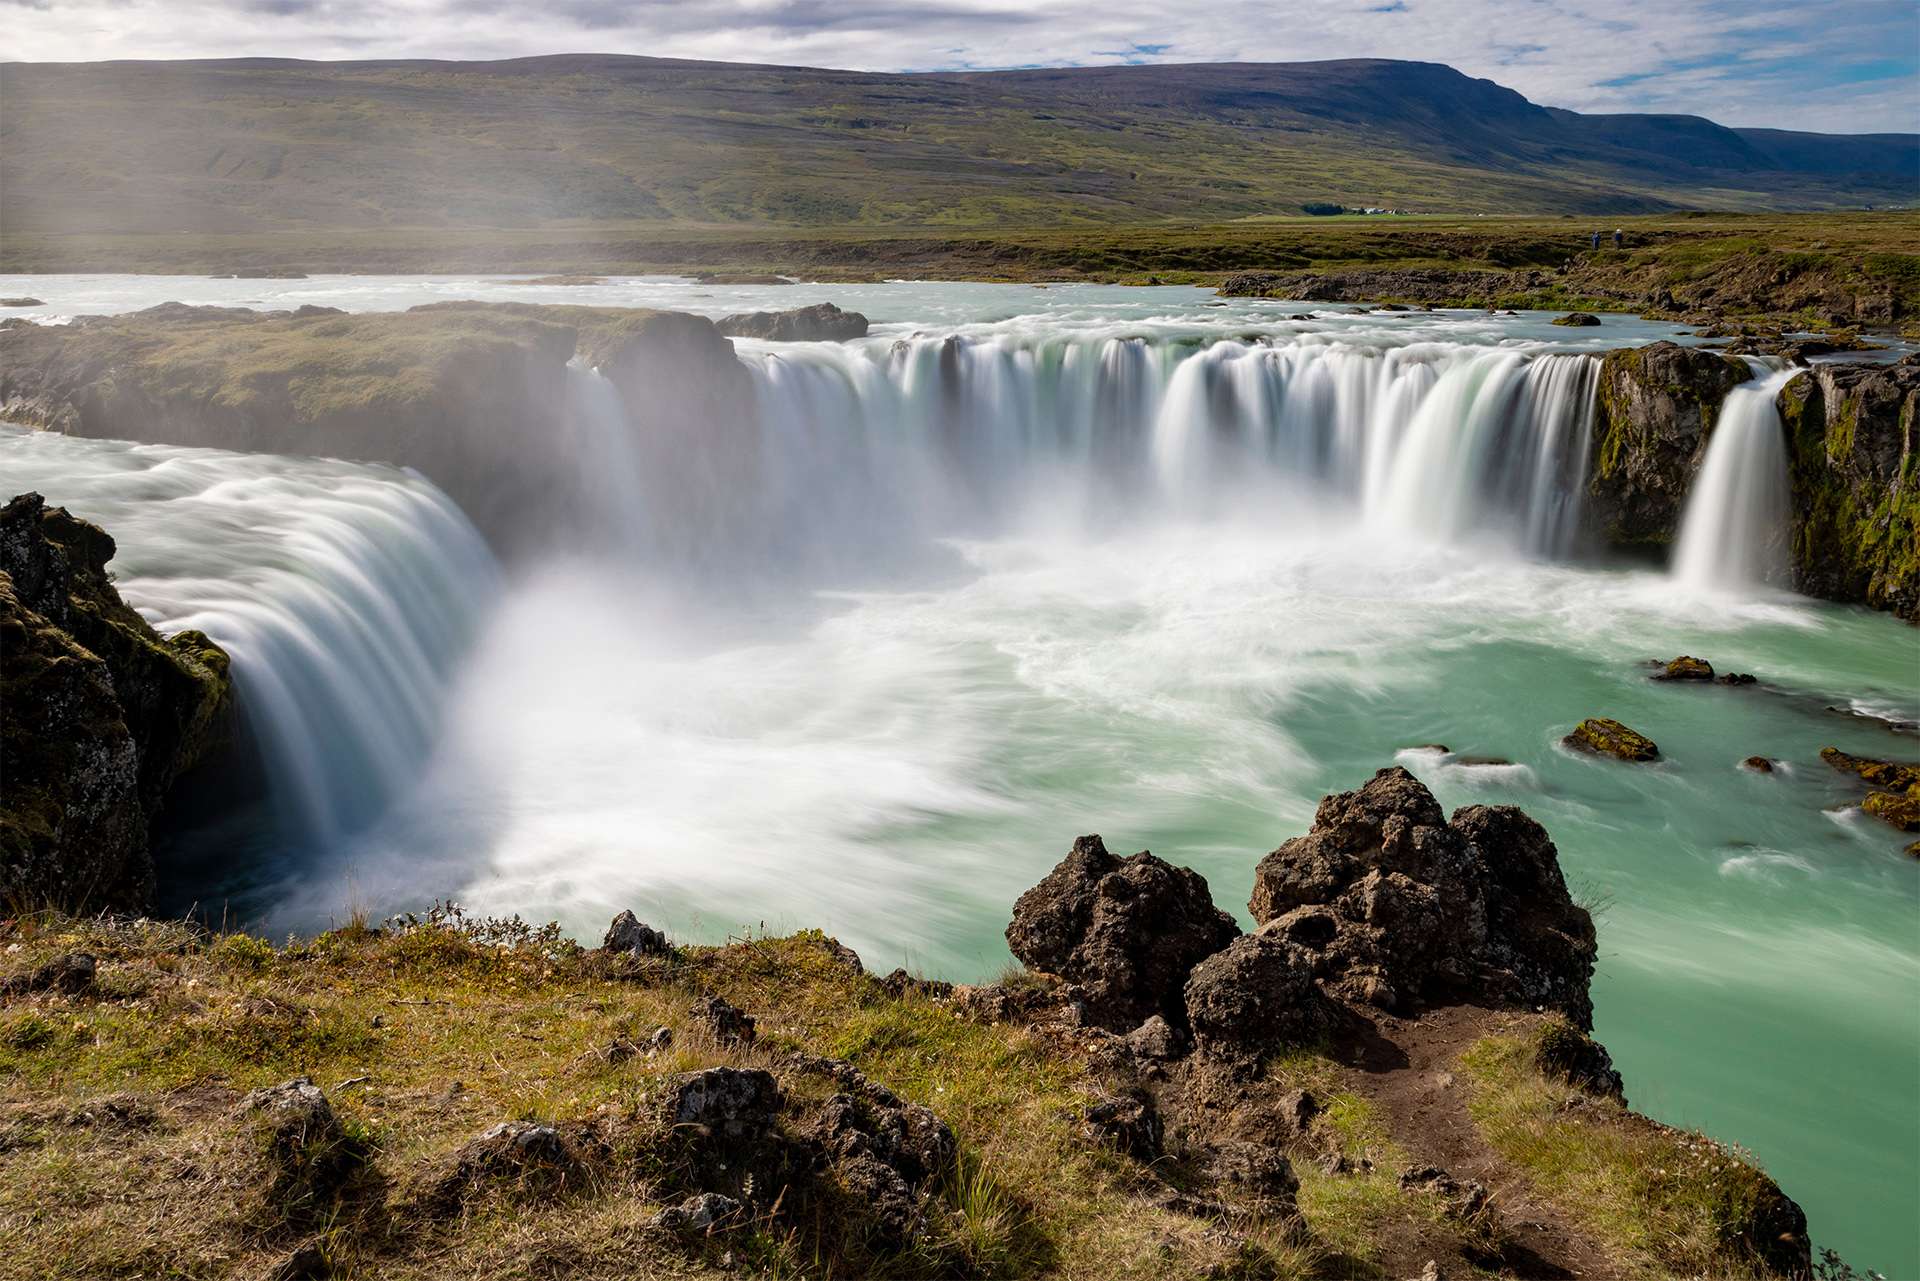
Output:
[1, 768, 1825, 1280]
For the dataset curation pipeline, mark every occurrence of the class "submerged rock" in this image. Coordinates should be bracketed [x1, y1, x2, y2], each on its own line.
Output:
[0, 494, 233, 912]
[1741, 756, 1776, 773]
[1651, 655, 1714, 681]
[1550, 312, 1600, 326]
[716, 302, 868, 341]
[1246, 767, 1599, 1026]
[1005, 834, 1240, 1031]
[1563, 717, 1659, 761]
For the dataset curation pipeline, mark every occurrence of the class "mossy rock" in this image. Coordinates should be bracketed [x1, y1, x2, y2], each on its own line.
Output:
[1562, 718, 1659, 762]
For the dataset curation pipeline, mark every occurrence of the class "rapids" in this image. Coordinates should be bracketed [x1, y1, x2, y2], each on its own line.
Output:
[0, 277, 1914, 1272]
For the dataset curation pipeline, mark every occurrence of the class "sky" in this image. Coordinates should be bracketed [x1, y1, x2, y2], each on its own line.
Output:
[2, 0, 1916, 134]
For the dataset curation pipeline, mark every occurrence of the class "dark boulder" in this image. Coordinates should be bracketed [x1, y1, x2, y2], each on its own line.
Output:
[601, 910, 670, 955]
[1533, 1019, 1625, 1102]
[1246, 768, 1599, 1027]
[0, 494, 232, 913]
[716, 302, 869, 342]
[648, 1191, 742, 1236]
[1741, 756, 1775, 773]
[1006, 834, 1240, 1031]
[789, 1054, 957, 1248]
[1563, 717, 1659, 762]
[1083, 1092, 1161, 1160]
[1652, 655, 1714, 681]
[1183, 933, 1333, 1065]
[1820, 746, 1920, 832]
[423, 1120, 589, 1210]
[658, 1067, 782, 1140]
[1550, 312, 1601, 326]
[691, 995, 757, 1046]
[1206, 1141, 1300, 1216]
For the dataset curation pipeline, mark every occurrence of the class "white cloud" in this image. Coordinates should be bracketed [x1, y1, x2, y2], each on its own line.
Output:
[2, 0, 1914, 133]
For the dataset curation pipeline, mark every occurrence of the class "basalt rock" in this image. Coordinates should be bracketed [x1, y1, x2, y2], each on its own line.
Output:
[1586, 342, 1751, 548]
[1550, 312, 1601, 326]
[1183, 932, 1334, 1064]
[1652, 655, 1714, 681]
[1006, 835, 1240, 1031]
[1778, 361, 1919, 619]
[785, 1053, 957, 1248]
[691, 995, 757, 1046]
[658, 1068, 782, 1140]
[0, 494, 232, 912]
[601, 910, 670, 956]
[1246, 767, 1599, 1027]
[1820, 747, 1920, 832]
[1084, 1091, 1161, 1160]
[1533, 1019, 1626, 1102]
[716, 302, 869, 342]
[1563, 717, 1659, 762]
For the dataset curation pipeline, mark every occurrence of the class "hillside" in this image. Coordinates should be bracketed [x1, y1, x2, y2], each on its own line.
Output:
[0, 55, 1913, 241]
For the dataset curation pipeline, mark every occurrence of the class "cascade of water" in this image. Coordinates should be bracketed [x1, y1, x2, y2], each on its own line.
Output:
[0, 427, 499, 848]
[1672, 367, 1797, 592]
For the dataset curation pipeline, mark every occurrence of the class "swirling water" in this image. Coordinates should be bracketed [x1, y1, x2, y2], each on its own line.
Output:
[0, 277, 1914, 1272]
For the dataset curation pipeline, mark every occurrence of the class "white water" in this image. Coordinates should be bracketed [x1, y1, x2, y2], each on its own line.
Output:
[0, 427, 498, 849]
[1673, 366, 1798, 593]
[1, 279, 1915, 1274]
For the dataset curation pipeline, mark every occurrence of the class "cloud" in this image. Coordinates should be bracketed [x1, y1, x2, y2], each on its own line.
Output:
[1, 0, 1914, 133]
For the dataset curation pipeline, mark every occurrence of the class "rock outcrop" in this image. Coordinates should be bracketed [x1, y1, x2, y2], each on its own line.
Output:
[1005, 834, 1240, 1031]
[716, 302, 868, 341]
[1820, 746, 1920, 832]
[1562, 717, 1659, 761]
[1585, 341, 1751, 548]
[1778, 358, 1919, 619]
[0, 493, 232, 912]
[1247, 767, 1600, 1026]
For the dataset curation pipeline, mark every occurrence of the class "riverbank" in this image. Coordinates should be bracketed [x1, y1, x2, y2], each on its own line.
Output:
[0, 766, 1822, 1280]
[4, 212, 1916, 334]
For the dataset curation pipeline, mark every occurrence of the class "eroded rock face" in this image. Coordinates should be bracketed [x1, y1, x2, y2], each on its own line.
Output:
[601, 910, 670, 955]
[1183, 933, 1333, 1064]
[1246, 767, 1598, 1027]
[1779, 361, 1919, 620]
[0, 494, 232, 912]
[716, 302, 869, 342]
[1586, 342, 1751, 548]
[1006, 835, 1240, 1031]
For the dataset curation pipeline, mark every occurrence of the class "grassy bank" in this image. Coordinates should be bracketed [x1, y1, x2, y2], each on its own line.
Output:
[0, 909, 1820, 1280]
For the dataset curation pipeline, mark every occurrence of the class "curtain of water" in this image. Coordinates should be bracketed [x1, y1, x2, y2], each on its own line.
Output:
[1672, 367, 1797, 593]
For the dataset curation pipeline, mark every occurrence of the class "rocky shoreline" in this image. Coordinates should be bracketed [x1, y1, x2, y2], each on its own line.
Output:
[1, 767, 1823, 1280]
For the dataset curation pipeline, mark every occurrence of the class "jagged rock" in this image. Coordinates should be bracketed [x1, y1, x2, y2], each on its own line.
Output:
[1183, 933, 1333, 1064]
[946, 979, 1062, 1024]
[1247, 768, 1599, 1027]
[691, 995, 756, 1046]
[427, 1121, 585, 1207]
[601, 910, 670, 955]
[716, 302, 869, 342]
[1652, 655, 1714, 681]
[1006, 835, 1240, 1031]
[1534, 1019, 1626, 1102]
[1862, 791, 1920, 831]
[1778, 361, 1920, 619]
[1563, 717, 1659, 761]
[1206, 1141, 1300, 1214]
[1741, 756, 1776, 773]
[658, 1068, 782, 1140]
[649, 1191, 741, 1235]
[793, 1056, 956, 1247]
[1, 495, 232, 913]
[880, 968, 954, 1000]
[1550, 312, 1601, 326]
[1399, 1164, 1490, 1220]
[0, 951, 96, 995]
[242, 1077, 362, 1223]
[1586, 342, 1751, 548]
[1084, 1092, 1161, 1160]
[1123, 1014, 1185, 1061]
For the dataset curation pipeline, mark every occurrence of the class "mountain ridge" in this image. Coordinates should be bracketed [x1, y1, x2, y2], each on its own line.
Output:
[1, 54, 1913, 236]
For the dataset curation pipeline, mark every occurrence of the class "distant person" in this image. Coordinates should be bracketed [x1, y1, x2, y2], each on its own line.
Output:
[1613, 228, 1624, 248]
[1590, 230, 1601, 250]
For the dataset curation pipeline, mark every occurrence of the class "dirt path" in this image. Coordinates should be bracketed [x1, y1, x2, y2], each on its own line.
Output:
[1333, 1003, 1623, 1281]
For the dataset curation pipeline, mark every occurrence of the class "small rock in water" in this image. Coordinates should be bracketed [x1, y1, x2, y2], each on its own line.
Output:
[1651, 655, 1714, 681]
[1719, 672, 1757, 686]
[1563, 717, 1659, 761]
[1741, 756, 1776, 773]
[1550, 312, 1601, 326]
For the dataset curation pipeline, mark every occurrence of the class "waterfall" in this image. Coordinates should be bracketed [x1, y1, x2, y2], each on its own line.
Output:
[1672, 367, 1797, 592]
[0, 426, 499, 849]
[697, 334, 1601, 565]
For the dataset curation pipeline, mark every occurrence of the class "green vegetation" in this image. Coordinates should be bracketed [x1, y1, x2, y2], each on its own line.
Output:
[1460, 1023, 1803, 1279]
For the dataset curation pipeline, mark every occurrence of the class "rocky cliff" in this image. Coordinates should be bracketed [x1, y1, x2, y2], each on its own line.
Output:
[0, 493, 232, 911]
[1585, 340, 1752, 549]
[1778, 360, 1919, 617]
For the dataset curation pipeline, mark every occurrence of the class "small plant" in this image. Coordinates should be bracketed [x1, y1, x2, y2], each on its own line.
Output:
[213, 932, 277, 970]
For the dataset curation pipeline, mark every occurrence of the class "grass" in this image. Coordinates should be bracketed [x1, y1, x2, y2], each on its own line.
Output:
[1458, 1021, 1799, 1280]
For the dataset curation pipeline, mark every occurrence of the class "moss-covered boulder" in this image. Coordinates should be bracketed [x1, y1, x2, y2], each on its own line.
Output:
[1821, 747, 1920, 833]
[1777, 359, 1919, 620]
[1562, 717, 1659, 761]
[1585, 341, 1751, 548]
[0, 493, 232, 911]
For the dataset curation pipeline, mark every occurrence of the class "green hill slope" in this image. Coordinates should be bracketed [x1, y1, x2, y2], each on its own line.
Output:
[1, 55, 1913, 238]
